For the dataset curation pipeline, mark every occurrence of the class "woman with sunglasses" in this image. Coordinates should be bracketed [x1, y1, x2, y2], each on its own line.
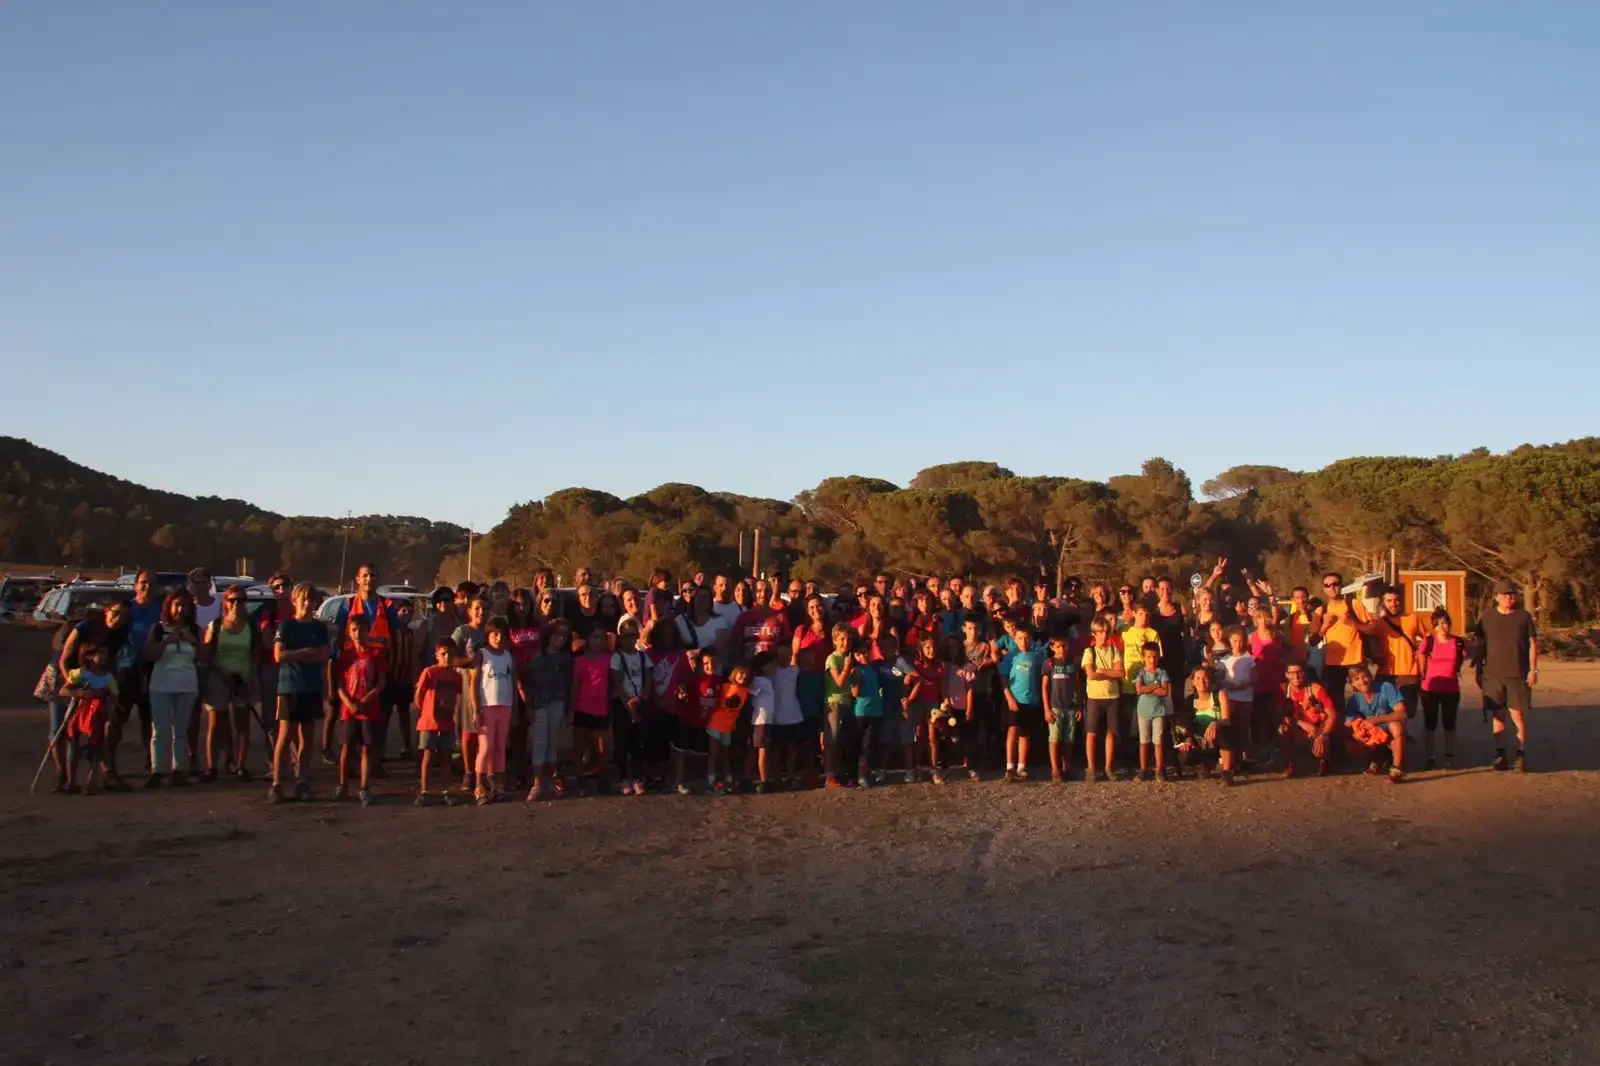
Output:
[200, 589, 259, 781]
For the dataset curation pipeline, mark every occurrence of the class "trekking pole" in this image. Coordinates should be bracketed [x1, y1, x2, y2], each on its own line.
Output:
[31, 701, 76, 797]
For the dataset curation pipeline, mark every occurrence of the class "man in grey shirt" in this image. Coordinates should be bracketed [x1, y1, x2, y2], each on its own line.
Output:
[1475, 579, 1538, 772]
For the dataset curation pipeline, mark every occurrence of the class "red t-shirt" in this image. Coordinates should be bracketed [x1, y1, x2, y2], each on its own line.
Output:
[793, 624, 830, 674]
[336, 648, 384, 722]
[908, 658, 946, 706]
[684, 675, 720, 728]
[414, 665, 461, 733]
[904, 612, 941, 657]
[1284, 681, 1334, 728]
[648, 649, 692, 719]
[1248, 632, 1286, 695]
[733, 607, 789, 659]
[508, 626, 542, 670]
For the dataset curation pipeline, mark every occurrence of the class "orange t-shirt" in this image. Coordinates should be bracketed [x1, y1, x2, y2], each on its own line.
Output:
[414, 665, 461, 733]
[707, 681, 749, 735]
[1373, 613, 1427, 679]
[1321, 599, 1370, 668]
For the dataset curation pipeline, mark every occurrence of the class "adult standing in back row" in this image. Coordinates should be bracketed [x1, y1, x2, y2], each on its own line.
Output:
[1476, 580, 1537, 772]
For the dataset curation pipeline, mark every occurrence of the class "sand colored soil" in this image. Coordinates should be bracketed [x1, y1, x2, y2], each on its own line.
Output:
[0, 665, 1596, 1065]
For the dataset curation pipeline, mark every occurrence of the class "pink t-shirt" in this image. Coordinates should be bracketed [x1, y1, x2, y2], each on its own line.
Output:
[571, 654, 610, 719]
[1248, 632, 1286, 695]
[1420, 635, 1463, 693]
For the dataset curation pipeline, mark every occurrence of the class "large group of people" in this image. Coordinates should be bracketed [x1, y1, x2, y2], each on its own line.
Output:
[37, 556, 1540, 804]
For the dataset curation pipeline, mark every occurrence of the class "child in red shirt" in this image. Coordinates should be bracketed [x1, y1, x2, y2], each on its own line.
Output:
[412, 639, 462, 806]
[672, 649, 721, 795]
[335, 616, 386, 805]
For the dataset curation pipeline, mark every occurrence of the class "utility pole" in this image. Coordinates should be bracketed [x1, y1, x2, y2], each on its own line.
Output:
[751, 526, 764, 579]
[337, 512, 353, 593]
[466, 525, 477, 583]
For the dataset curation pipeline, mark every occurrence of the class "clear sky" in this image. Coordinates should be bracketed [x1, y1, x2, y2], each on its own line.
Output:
[3, 1, 1595, 529]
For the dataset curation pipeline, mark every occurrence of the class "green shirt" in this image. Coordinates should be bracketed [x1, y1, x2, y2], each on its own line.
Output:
[823, 651, 856, 707]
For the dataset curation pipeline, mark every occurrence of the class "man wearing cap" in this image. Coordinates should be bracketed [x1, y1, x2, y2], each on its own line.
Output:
[1475, 580, 1537, 772]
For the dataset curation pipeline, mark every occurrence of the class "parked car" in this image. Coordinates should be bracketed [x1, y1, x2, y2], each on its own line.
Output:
[32, 581, 136, 624]
[114, 571, 190, 594]
[0, 574, 59, 620]
[316, 592, 432, 627]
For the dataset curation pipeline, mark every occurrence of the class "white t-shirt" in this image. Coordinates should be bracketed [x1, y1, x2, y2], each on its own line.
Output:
[774, 665, 803, 726]
[478, 647, 517, 707]
[193, 597, 222, 630]
[676, 614, 730, 653]
[610, 649, 649, 702]
[749, 675, 777, 726]
[1220, 653, 1256, 704]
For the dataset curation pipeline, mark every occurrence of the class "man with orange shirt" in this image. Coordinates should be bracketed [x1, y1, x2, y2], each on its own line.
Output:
[1315, 572, 1370, 711]
[1356, 585, 1427, 719]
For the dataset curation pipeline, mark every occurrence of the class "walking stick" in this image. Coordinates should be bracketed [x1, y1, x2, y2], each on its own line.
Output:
[31, 701, 76, 797]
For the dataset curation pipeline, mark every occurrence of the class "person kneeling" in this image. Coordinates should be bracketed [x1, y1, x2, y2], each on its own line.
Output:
[1279, 663, 1336, 777]
[1342, 667, 1408, 784]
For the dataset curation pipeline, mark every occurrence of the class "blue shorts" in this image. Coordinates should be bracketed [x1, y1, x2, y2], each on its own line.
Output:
[707, 728, 733, 747]
[417, 730, 455, 754]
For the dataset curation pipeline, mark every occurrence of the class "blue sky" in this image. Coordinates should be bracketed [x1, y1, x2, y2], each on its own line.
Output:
[3, 1, 1594, 530]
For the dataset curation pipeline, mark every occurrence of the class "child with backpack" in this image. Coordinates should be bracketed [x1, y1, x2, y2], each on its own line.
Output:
[62, 643, 118, 794]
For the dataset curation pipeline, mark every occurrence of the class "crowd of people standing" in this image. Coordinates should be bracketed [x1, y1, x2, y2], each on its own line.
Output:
[37, 557, 1540, 803]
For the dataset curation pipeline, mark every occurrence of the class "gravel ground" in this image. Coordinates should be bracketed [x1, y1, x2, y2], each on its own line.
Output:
[1, 664, 1597, 1066]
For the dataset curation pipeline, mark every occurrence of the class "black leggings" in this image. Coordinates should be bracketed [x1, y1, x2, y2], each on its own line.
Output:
[611, 700, 648, 781]
[1421, 691, 1460, 732]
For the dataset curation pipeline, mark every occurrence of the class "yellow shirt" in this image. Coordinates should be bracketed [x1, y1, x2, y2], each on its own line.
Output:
[1321, 599, 1370, 668]
[1374, 612, 1427, 679]
[1082, 644, 1122, 701]
[1118, 624, 1162, 692]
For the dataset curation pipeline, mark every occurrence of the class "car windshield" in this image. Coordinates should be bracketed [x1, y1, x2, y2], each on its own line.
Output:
[1, 578, 53, 605]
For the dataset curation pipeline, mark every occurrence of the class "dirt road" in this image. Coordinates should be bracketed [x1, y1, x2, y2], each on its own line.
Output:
[1, 666, 1597, 1066]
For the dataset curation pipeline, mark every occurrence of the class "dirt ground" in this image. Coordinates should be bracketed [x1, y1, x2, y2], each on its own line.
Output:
[0, 666, 1597, 1066]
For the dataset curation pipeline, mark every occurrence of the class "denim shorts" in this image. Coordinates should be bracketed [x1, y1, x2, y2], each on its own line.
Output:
[417, 729, 455, 754]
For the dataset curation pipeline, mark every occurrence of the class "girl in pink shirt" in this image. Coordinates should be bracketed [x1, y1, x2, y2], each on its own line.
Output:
[570, 631, 613, 795]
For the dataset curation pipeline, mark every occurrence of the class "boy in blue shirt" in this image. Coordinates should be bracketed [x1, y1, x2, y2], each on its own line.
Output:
[1042, 634, 1081, 783]
[1133, 642, 1171, 782]
[1344, 666, 1409, 783]
[1002, 626, 1046, 781]
[850, 645, 883, 788]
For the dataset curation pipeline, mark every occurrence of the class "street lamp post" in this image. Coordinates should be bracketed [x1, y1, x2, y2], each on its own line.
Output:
[336, 512, 353, 593]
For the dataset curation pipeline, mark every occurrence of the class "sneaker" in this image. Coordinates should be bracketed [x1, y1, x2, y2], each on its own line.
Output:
[293, 779, 312, 802]
[200, 769, 218, 784]
[414, 792, 430, 807]
[1095, 771, 1111, 783]
[1442, 756, 1455, 770]
[634, 780, 648, 796]
[856, 775, 870, 788]
[143, 773, 162, 789]
[675, 783, 692, 796]
[1139, 769, 1154, 782]
[966, 768, 980, 781]
[359, 788, 373, 807]
[754, 781, 769, 795]
[169, 771, 189, 787]
[1003, 769, 1016, 783]
[332, 784, 348, 801]
[1514, 752, 1527, 773]
[1317, 759, 1331, 777]
[1282, 763, 1296, 779]
[712, 780, 727, 795]
[1424, 758, 1436, 771]
[442, 791, 459, 808]
[474, 788, 490, 806]
[932, 771, 946, 785]
[1491, 752, 1508, 772]
[1389, 767, 1406, 784]
[267, 784, 285, 804]
[320, 749, 336, 767]
[825, 775, 844, 790]
[1221, 770, 1234, 787]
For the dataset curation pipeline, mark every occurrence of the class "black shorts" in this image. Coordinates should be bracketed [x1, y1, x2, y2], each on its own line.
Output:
[275, 693, 324, 724]
[1216, 717, 1247, 753]
[338, 720, 379, 749]
[1002, 703, 1042, 731]
[417, 729, 456, 754]
[1084, 697, 1120, 735]
[672, 720, 709, 756]
[1481, 677, 1531, 712]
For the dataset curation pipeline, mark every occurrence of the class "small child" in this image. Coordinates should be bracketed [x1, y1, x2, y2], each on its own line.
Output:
[905, 635, 944, 784]
[1042, 634, 1080, 783]
[850, 644, 882, 787]
[1080, 619, 1123, 782]
[335, 615, 386, 806]
[569, 628, 613, 796]
[934, 635, 978, 783]
[475, 618, 524, 805]
[61, 643, 118, 794]
[412, 638, 462, 806]
[671, 649, 718, 794]
[771, 644, 804, 790]
[707, 663, 752, 794]
[822, 624, 858, 789]
[1133, 642, 1171, 782]
[1001, 625, 1046, 782]
[748, 652, 779, 793]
